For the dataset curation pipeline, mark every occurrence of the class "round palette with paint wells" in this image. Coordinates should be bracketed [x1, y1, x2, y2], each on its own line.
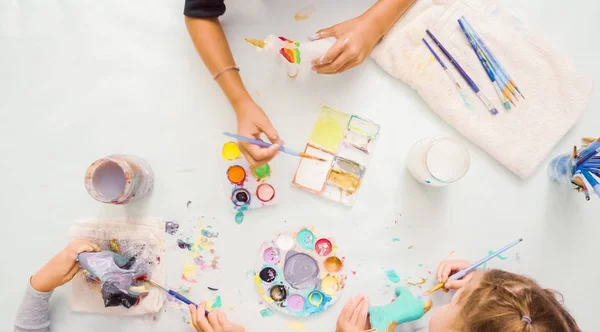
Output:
[254, 227, 346, 317]
[220, 141, 280, 224]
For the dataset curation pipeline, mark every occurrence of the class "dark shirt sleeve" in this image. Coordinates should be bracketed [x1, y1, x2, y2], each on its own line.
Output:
[184, 0, 226, 18]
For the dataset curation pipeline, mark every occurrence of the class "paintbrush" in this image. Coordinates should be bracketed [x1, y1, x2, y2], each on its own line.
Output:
[575, 138, 600, 167]
[425, 29, 499, 116]
[223, 132, 327, 162]
[461, 16, 524, 99]
[458, 18, 513, 110]
[422, 38, 462, 90]
[422, 238, 523, 296]
[147, 279, 209, 315]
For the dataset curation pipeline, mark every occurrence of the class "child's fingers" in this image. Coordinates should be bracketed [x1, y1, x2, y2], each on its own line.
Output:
[439, 262, 452, 282]
[355, 297, 369, 329]
[207, 309, 222, 330]
[64, 263, 81, 282]
[338, 296, 360, 323]
[350, 296, 366, 325]
[189, 304, 198, 328]
[445, 274, 472, 290]
[194, 302, 212, 332]
[216, 311, 232, 330]
[246, 143, 280, 163]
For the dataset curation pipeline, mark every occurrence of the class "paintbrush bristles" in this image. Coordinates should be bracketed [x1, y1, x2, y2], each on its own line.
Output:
[422, 282, 445, 296]
[299, 153, 327, 162]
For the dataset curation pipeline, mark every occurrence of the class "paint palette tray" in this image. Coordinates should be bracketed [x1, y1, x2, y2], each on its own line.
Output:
[254, 227, 346, 317]
[292, 106, 380, 206]
[220, 141, 280, 223]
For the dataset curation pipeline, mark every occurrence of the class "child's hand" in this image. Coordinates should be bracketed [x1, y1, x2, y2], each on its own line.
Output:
[235, 100, 282, 168]
[336, 296, 370, 332]
[30, 239, 100, 293]
[310, 15, 382, 75]
[437, 260, 473, 290]
[189, 302, 246, 332]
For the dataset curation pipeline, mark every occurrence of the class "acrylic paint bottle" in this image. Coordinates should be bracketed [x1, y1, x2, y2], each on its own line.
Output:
[246, 34, 333, 79]
[406, 137, 470, 187]
[85, 154, 154, 204]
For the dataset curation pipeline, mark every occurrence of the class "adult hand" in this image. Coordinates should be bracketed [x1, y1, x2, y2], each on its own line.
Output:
[336, 296, 370, 332]
[235, 100, 283, 168]
[436, 260, 473, 290]
[30, 239, 100, 293]
[189, 302, 246, 332]
[310, 15, 383, 75]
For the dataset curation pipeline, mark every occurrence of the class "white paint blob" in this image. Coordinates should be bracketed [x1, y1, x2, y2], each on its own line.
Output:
[92, 161, 126, 200]
[276, 234, 295, 251]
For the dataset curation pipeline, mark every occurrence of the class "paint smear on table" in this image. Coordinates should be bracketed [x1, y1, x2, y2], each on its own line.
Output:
[208, 296, 222, 309]
[392, 237, 400, 242]
[482, 249, 508, 270]
[177, 218, 221, 286]
[287, 321, 305, 330]
[182, 262, 197, 282]
[491, 250, 508, 260]
[165, 221, 179, 235]
[405, 277, 427, 286]
[385, 270, 400, 283]
[260, 307, 274, 318]
[294, 6, 316, 21]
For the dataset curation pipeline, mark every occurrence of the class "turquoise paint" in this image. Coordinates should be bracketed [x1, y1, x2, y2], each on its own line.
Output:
[297, 229, 315, 250]
[482, 249, 508, 270]
[459, 91, 474, 110]
[260, 308, 274, 317]
[212, 296, 222, 309]
[491, 249, 508, 260]
[234, 211, 244, 224]
[385, 270, 400, 283]
[392, 238, 400, 242]
[369, 287, 425, 331]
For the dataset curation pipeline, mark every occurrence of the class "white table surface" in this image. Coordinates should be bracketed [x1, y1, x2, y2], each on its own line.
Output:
[1, 0, 599, 331]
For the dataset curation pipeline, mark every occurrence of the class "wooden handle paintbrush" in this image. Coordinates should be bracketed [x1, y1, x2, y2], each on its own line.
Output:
[223, 132, 326, 162]
[422, 238, 523, 296]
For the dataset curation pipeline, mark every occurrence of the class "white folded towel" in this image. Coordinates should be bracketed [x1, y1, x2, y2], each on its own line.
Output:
[370, 0, 594, 178]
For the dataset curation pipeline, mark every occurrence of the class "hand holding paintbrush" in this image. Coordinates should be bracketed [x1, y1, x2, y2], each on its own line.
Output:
[423, 238, 523, 296]
[223, 132, 327, 162]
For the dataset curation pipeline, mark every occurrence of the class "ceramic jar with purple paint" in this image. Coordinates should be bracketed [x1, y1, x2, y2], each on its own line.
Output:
[85, 154, 154, 204]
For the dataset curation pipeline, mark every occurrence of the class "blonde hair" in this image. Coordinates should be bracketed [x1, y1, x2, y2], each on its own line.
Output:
[456, 269, 579, 332]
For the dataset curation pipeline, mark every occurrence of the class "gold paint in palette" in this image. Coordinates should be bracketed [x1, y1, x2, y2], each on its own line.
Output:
[292, 106, 380, 205]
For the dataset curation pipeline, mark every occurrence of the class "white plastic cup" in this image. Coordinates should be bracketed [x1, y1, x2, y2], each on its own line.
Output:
[406, 137, 470, 187]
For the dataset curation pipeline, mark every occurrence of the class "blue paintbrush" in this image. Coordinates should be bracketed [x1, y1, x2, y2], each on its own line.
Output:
[458, 18, 512, 111]
[461, 16, 524, 99]
[223, 132, 326, 162]
[578, 170, 600, 197]
[422, 38, 462, 90]
[426, 29, 498, 116]
[576, 138, 600, 167]
[422, 238, 523, 295]
[148, 279, 209, 315]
